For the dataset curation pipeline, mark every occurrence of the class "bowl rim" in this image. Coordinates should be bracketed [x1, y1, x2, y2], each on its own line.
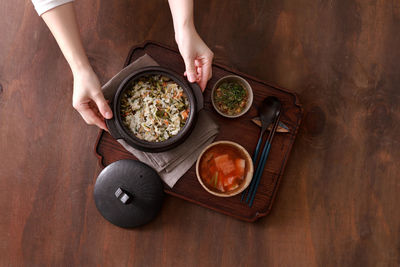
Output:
[195, 140, 254, 197]
[211, 75, 254, 118]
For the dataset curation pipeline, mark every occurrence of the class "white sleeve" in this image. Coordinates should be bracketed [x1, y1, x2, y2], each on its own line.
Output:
[31, 0, 74, 16]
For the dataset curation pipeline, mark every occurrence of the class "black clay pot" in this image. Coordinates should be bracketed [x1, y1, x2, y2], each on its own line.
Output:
[106, 66, 203, 153]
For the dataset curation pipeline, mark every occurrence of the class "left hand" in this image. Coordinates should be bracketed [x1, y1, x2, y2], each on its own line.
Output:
[175, 28, 214, 91]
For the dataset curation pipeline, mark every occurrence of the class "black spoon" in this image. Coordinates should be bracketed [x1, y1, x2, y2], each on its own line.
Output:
[241, 96, 281, 202]
[251, 96, 281, 164]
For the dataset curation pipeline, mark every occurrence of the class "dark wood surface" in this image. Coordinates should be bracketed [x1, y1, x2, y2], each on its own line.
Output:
[95, 41, 303, 222]
[1, 0, 400, 266]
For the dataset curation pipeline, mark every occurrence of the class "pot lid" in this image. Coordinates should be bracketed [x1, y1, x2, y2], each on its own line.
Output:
[94, 159, 164, 228]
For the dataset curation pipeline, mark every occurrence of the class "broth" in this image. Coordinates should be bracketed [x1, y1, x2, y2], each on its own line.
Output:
[213, 81, 248, 116]
[199, 144, 247, 193]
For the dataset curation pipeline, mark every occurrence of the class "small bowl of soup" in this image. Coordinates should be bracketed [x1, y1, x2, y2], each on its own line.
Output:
[196, 141, 254, 197]
[211, 75, 253, 118]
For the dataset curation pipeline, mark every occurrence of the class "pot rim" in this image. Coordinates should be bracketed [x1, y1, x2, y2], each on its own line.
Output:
[107, 66, 198, 152]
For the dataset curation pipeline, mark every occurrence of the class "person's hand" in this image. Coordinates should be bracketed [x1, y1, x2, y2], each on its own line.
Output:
[72, 68, 113, 131]
[175, 28, 214, 91]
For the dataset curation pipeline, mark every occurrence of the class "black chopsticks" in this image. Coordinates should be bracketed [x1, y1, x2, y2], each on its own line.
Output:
[241, 110, 281, 207]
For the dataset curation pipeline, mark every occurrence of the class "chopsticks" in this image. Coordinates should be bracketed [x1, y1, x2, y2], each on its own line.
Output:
[241, 112, 281, 207]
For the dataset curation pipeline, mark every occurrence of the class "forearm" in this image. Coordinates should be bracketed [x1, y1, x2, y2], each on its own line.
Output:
[41, 3, 91, 75]
[168, 0, 196, 40]
[167, 0, 213, 89]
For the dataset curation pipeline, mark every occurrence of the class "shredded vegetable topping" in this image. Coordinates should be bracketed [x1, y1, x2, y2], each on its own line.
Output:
[120, 75, 190, 142]
[214, 81, 248, 116]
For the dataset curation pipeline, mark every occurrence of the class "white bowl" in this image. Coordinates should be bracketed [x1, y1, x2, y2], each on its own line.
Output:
[195, 141, 254, 197]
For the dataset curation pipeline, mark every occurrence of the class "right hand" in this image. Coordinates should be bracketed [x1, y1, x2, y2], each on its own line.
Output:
[72, 68, 113, 131]
[175, 27, 214, 91]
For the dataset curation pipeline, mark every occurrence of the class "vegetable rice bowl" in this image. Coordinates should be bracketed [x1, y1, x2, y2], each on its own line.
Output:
[120, 74, 190, 142]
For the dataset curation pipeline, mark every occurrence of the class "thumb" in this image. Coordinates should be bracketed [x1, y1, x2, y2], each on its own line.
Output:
[92, 93, 113, 119]
[183, 56, 197, 83]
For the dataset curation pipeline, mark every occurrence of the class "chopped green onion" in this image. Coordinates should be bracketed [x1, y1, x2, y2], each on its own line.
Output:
[213, 172, 218, 187]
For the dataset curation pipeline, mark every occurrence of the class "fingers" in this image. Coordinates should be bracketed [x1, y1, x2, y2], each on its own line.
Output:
[194, 60, 202, 82]
[73, 100, 108, 131]
[184, 57, 212, 91]
[72, 69, 111, 131]
[196, 56, 213, 91]
[92, 92, 113, 119]
[183, 56, 197, 83]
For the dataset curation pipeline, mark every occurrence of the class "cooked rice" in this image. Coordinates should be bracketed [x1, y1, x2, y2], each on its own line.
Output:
[120, 75, 190, 142]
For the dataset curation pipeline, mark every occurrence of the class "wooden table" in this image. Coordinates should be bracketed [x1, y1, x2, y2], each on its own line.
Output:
[1, 1, 399, 266]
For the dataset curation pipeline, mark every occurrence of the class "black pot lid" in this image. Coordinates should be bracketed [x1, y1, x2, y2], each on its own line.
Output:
[94, 159, 164, 228]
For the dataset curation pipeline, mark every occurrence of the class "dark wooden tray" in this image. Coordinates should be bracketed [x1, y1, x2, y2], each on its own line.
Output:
[94, 41, 303, 222]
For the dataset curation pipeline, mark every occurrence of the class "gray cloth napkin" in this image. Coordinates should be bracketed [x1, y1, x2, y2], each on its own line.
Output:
[102, 54, 219, 188]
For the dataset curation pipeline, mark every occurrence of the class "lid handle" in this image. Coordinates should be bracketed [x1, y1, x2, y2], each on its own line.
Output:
[115, 187, 132, 204]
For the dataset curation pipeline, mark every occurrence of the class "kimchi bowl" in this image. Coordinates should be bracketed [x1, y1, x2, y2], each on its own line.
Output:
[196, 141, 254, 197]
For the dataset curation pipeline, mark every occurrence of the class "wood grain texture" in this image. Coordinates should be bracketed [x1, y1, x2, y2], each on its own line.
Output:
[1, 0, 399, 266]
[95, 41, 303, 222]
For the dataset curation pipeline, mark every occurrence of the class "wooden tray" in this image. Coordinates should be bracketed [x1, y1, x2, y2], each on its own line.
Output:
[94, 41, 303, 222]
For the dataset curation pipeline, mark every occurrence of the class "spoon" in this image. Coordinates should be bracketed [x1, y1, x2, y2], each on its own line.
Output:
[241, 96, 281, 201]
[252, 96, 281, 164]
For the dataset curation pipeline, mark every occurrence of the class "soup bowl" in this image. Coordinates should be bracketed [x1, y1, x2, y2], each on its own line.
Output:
[196, 141, 254, 197]
[211, 75, 253, 118]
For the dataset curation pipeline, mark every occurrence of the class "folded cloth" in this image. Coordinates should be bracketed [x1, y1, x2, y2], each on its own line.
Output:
[102, 54, 219, 188]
